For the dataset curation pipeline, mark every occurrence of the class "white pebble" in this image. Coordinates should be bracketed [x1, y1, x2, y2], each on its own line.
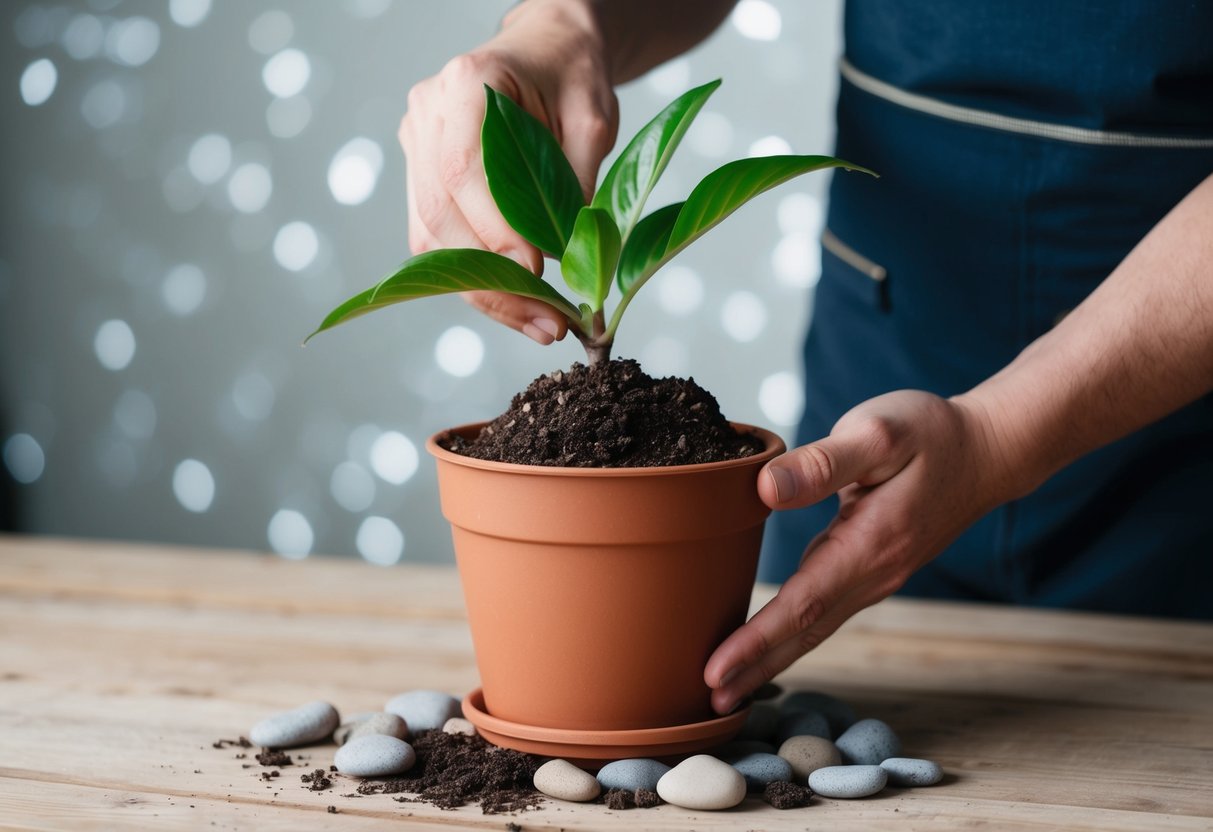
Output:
[442, 717, 476, 736]
[657, 754, 747, 810]
[533, 759, 601, 802]
[334, 734, 416, 778]
[249, 701, 339, 749]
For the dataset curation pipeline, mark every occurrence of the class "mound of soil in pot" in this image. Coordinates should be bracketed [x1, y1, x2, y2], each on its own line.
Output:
[448, 358, 761, 467]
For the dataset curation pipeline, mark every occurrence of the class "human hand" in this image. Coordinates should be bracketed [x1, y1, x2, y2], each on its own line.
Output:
[399, 0, 619, 345]
[704, 390, 1020, 714]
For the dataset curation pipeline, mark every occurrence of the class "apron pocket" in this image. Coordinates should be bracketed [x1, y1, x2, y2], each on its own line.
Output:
[821, 227, 891, 312]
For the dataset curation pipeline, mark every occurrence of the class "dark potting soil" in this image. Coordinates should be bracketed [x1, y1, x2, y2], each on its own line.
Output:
[603, 787, 662, 810]
[764, 780, 814, 809]
[255, 749, 293, 767]
[448, 359, 762, 467]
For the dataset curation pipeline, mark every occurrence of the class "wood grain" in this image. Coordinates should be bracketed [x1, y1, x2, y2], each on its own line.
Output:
[1, 534, 1211, 830]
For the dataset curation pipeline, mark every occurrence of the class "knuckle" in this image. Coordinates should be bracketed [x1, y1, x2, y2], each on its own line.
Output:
[858, 414, 902, 459]
[439, 146, 477, 190]
[789, 593, 827, 634]
[441, 51, 490, 84]
[795, 444, 836, 490]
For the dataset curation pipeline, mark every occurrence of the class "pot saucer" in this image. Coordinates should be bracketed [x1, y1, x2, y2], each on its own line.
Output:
[461, 688, 749, 768]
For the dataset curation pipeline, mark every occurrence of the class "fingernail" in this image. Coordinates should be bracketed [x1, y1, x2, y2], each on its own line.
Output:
[768, 465, 798, 503]
[717, 665, 740, 689]
[531, 317, 560, 338]
[522, 322, 554, 345]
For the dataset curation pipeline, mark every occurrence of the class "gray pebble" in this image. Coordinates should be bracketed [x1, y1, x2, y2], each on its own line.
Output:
[808, 764, 888, 799]
[728, 752, 793, 791]
[338, 712, 408, 745]
[835, 718, 901, 765]
[596, 758, 671, 792]
[334, 734, 416, 778]
[333, 712, 378, 745]
[781, 690, 857, 737]
[249, 701, 339, 749]
[881, 757, 943, 786]
[776, 709, 831, 744]
[385, 690, 460, 732]
[737, 702, 779, 742]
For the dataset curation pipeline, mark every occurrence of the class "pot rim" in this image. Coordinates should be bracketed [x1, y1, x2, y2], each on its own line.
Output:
[427, 421, 785, 477]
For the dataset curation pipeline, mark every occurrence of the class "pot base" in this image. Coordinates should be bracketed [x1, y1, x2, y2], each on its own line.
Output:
[461, 688, 749, 769]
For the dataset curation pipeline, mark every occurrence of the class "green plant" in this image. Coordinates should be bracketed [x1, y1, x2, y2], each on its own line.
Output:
[307, 80, 875, 364]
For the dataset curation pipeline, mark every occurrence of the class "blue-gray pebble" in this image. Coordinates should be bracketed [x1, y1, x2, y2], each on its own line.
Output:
[385, 690, 460, 733]
[835, 718, 901, 765]
[780, 691, 857, 737]
[776, 709, 831, 744]
[880, 757, 943, 786]
[737, 702, 779, 742]
[334, 734, 416, 778]
[596, 758, 671, 792]
[728, 752, 793, 791]
[249, 701, 340, 749]
[808, 764, 888, 798]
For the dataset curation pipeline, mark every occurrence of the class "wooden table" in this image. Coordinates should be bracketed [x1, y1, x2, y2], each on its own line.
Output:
[1, 536, 1211, 830]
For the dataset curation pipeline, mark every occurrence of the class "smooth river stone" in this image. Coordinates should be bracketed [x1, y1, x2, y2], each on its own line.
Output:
[737, 702, 779, 742]
[533, 759, 601, 802]
[835, 718, 901, 765]
[775, 709, 831, 744]
[340, 713, 408, 745]
[596, 758, 671, 792]
[777, 735, 841, 780]
[729, 752, 793, 791]
[334, 735, 416, 778]
[656, 755, 747, 810]
[385, 690, 461, 732]
[881, 757, 944, 786]
[333, 712, 378, 745]
[808, 764, 887, 798]
[250, 701, 339, 749]
[442, 717, 477, 736]
[780, 690, 858, 737]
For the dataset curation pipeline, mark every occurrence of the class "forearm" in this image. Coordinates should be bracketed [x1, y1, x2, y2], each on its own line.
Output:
[503, 0, 737, 84]
[958, 172, 1213, 499]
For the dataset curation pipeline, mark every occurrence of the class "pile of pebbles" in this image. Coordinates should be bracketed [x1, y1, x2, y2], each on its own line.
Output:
[241, 687, 944, 813]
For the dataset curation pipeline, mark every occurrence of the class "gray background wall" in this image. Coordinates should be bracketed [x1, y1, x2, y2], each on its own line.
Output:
[1, 0, 843, 565]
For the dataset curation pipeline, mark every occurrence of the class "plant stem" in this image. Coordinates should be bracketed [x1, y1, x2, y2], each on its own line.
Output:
[575, 309, 612, 365]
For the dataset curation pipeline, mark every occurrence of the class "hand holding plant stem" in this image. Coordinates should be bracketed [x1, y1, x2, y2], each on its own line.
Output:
[309, 80, 874, 363]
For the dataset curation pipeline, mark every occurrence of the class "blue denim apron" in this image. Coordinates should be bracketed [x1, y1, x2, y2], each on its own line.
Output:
[760, 1, 1213, 619]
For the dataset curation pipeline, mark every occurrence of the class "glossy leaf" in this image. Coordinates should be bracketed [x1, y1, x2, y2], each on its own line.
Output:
[305, 249, 581, 342]
[482, 86, 585, 256]
[616, 201, 683, 294]
[592, 79, 721, 241]
[560, 207, 621, 311]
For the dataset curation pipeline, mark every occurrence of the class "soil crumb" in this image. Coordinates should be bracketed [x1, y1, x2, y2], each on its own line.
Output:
[448, 359, 761, 467]
[302, 768, 333, 791]
[212, 737, 252, 749]
[255, 749, 293, 767]
[764, 780, 814, 809]
[358, 730, 542, 814]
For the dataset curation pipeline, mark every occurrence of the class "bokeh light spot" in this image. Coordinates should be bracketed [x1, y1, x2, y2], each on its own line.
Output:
[356, 516, 405, 565]
[434, 326, 484, 377]
[732, 0, 782, 41]
[655, 265, 705, 317]
[370, 431, 418, 485]
[232, 372, 276, 422]
[227, 162, 272, 213]
[187, 133, 231, 184]
[273, 221, 319, 271]
[772, 232, 820, 289]
[268, 509, 313, 559]
[266, 95, 312, 138]
[777, 192, 824, 235]
[81, 79, 126, 129]
[327, 137, 384, 206]
[759, 371, 805, 426]
[19, 58, 57, 107]
[172, 458, 215, 512]
[62, 15, 105, 60]
[106, 17, 160, 67]
[169, 0, 212, 28]
[4, 434, 46, 484]
[113, 389, 157, 439]
[646, 58, 691, 97]
[720, 291, 768, 342]
[686, 111, 734, 158]
[162, 263, 207, 315]
[330, 461, 375, 512]
[94, 319, 136, 371]
[748, 135, 793, 157]
[248, 10, 294, 55]
[262, 48, 311, 98]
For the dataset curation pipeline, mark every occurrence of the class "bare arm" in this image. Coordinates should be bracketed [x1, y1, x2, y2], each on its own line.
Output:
[705, 172, 1213, 714]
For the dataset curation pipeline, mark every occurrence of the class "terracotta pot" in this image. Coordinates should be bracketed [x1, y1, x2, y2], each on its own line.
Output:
[427, 422, 784, 756]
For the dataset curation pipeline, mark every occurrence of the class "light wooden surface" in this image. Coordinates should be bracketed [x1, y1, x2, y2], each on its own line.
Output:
[1, 535, 1211, 831]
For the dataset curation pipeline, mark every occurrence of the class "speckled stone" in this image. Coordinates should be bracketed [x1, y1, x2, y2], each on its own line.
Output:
[737, 702, 779, 742]
[339, 713, 408, 745]
[333, 712, 378, 745]
[728, 752, 793, 792]
[249, 701, 339, 749]
[835, 718, 901, 765]
[596, 758, 671, 792]
[533, 759, 601, 802]
[775, 709, 831, 744]
[777, 735, 842, 780]
[657, 755, 747, 810]
[442, 717, 476, 736]
[881, 757, 944, 786]
[334, 735, 416, 778]
[808, 764, 887, 798]
[384, 690, 461, 733]
[780, 691, 857, 737]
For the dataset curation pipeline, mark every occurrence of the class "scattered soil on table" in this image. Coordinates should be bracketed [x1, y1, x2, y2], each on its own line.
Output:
[447, 359, 762, 467]
[212, 737, 252, 749]
[603, 787, 662, 810]
[255, 749, 293, 767]
[301, 768, 333, 791]
[764, 780, 814, 809]
[358, 730, 543, 814]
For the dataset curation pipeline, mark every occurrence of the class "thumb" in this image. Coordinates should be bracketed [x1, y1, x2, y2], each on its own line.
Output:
[760, 415, 914, 509]
[557, 90, 619, 201]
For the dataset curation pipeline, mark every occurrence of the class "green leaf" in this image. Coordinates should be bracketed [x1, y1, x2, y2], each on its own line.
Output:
[560, 207, 621, 311]
[482, 86, 585, 256]
[305, 249, 581, 343]
[592, 79, 721, 241]
[616, 201, 682, 294]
